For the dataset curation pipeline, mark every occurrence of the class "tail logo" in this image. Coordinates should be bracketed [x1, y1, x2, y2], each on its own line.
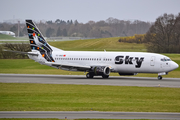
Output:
[26, 20, 55, 62]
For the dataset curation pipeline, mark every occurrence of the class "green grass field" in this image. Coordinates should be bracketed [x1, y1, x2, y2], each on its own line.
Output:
[0, 34, 29, 40]
[0, 83, 180, 112]
[0, 118, 60, 120]
[0, 34, 16, 40]
[0, 34, 29, 44]
[49, 37, 146, 52]
[0, 118, 139, 120]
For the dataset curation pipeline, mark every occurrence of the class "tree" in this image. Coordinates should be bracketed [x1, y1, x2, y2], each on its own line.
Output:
[10, 25, 17, 32]
[70, 20, 73, 24]
[74, 20, 79, 26]
[0, 18, 152, 38]
[56, 27, 62, 36]
[55, 19, 61, 24]
[145, 13, 180, 53]
[46, 20, 53, 24]
[62, 28, 67, 36]
[46, 27, 54, 37]
[21, 26, 27, 36]
[67, 20, 70, 25]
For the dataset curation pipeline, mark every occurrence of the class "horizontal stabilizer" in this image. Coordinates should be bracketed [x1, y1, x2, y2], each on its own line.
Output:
[3, 49, 39, 56]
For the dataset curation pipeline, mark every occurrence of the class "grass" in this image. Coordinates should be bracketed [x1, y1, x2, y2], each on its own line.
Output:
[0, 36, 145, 52]
[0, 34, 28, 44]
[0, 34, 16, 40]
[0, 83, 180, 112]
[0, 41, 29, 44]
[0, 118, 126, 120]
[48, 37, 146, 52]
[0, 119, 60, 120]
[0, 34, 29, 40]
[0, 37, 144, 51]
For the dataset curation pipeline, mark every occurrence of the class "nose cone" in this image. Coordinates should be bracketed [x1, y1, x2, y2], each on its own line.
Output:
[171, 61, 179, 70]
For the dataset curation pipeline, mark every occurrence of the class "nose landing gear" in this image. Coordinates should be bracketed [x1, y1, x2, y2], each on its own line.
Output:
[86, 72, 109, 79]
[157, 72, 168, 80]
[157, 75, 162, 80]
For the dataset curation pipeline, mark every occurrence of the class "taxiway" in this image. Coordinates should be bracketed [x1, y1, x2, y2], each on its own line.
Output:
[1, 111, 180, 119]
[0, 74, 179, 88]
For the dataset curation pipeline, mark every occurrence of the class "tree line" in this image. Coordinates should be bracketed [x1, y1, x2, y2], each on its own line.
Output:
[118, 34, 145, 44]
[0, 18, 152, 38]
[144, 13, 180, 53]
[118, 13, 180, 53]
[0, 13, 179, 55]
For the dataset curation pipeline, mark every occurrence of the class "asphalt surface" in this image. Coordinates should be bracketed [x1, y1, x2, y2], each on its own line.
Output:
[0, 74, 180, 88]
[0, 74, 180, 119]
[1, 111, 180, 119]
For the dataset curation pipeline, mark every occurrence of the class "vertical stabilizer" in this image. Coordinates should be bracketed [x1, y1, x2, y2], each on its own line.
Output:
[26, 20, 55, 62]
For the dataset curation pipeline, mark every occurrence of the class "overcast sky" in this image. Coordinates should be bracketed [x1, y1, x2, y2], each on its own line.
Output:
[0, 0, 180, 23]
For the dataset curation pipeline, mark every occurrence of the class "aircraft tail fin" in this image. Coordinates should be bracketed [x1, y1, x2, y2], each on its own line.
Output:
[26, 20, 55, 62]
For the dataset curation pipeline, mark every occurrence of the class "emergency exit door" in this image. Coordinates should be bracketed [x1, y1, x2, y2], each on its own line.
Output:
[150, 56, 155, 66]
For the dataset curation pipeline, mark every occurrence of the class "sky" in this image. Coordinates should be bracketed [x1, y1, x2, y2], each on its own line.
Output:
[0, 0, 180, 23]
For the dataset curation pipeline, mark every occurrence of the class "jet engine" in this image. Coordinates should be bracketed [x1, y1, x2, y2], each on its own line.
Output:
[92, 66, 110, 76]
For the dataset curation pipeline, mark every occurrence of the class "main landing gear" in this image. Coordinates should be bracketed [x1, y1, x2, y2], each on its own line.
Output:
[86, 73, 94, 78]
[102, 74, 109, 78]
[86, 72, 109, 79]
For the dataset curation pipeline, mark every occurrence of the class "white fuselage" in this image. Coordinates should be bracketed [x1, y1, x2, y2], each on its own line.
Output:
[45, 51, 178, 74]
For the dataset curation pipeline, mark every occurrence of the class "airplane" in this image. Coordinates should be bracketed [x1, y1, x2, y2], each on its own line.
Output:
[0, 31, 15, 37]
[7, 20, 179, 80]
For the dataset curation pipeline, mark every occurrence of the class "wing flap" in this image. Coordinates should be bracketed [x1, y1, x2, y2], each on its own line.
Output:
[45, 62, 91, 71]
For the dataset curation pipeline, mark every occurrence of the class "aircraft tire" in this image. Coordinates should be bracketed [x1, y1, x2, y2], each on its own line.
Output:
[86, 73, 93, 78]
[157, 75, 162, 80]
[102, 75, 109, 79]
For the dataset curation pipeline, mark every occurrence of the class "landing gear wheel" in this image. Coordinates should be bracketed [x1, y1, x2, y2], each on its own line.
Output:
[86, 73, 93, 78]
[157, 75, 162, 80]
[102, 75, 109, 79]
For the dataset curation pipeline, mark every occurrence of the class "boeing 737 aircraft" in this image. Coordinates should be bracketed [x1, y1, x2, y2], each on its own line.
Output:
[9, 20, 179, 80]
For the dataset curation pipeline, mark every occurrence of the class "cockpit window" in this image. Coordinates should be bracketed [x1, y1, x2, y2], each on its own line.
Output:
[161, 58, 171, 61]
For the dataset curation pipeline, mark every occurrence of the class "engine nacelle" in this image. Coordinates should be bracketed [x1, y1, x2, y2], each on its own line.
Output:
[118, 73, 138, 76]
[92, 66, 110, 76]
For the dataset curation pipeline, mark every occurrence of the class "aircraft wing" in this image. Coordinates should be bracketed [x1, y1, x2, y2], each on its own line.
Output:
[45, 62, 91, 71]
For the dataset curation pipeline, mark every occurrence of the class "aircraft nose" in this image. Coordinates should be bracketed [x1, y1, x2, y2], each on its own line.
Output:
[171, 61, 179, 70]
